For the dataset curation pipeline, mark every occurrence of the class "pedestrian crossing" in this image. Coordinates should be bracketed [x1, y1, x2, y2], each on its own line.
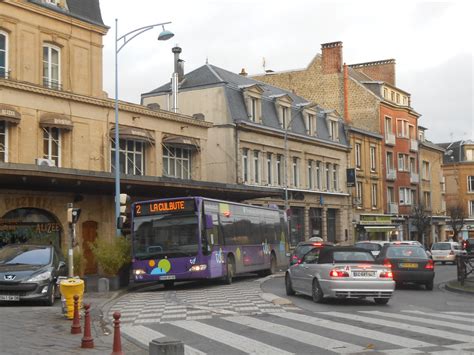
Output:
[121, 309, 474, 354]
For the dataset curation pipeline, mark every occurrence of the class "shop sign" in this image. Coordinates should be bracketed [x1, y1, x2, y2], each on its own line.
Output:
[360, 215, 392, 225]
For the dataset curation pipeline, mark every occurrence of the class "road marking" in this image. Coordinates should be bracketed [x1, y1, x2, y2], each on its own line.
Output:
[324, 312, 474, 343]
[121, 325, 205, 355]
[274, 312, 432, 348]
[445, 312, 474, 316]
[224, 315, 364, 354]
[170, 320, 293, 355]
[360, 311, 474, 332]
[403, 310, 474, 323]
[380, 349, 424, 354]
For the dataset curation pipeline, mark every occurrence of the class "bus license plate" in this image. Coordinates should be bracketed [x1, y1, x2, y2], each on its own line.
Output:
[0, 294, 20, 301]
[160, 275, 176, 280]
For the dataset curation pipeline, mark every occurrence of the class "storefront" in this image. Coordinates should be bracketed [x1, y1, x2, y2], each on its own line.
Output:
[355, 214, 398, 241]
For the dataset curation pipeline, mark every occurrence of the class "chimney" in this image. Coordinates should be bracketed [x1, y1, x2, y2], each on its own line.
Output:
[172, 46, 184, 82]
[349, 59, 396, 86]
[321, 41, 343, 74]
[239, 68, 248, 77]
[171, 46, 182, 113]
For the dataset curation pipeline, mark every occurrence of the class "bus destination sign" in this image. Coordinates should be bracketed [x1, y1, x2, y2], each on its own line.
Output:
[134, 199, 195, 216]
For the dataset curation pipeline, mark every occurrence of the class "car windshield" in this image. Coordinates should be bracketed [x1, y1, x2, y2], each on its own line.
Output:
[355, 243, 382, 251]
[432, 243, 451, 250]
[333, 251, 375, 263]
[387, 246, 427, 259]
[0, 246, 51, 266]
[133, 213, 199, 259]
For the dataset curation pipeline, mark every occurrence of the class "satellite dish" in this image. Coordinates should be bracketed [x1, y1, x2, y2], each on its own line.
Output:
[444, 149, 453, 156]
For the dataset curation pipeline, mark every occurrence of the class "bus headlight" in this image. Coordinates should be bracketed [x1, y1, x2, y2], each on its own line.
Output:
[190, 265, 207, 272]
[134, 269, 146, 276]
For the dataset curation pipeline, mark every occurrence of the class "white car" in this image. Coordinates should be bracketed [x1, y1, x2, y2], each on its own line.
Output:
[431, 242, 465, 264]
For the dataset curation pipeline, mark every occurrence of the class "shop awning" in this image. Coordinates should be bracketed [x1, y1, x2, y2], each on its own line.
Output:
[162, 135, 199, 150]
[40, 113, 73, 130]
[0, 104, 21, 125]
[364, 226, 397, 232]
[110, 126, 155, 144]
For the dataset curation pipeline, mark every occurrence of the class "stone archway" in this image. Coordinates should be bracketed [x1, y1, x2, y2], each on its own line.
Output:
[0, 208, 62, 249]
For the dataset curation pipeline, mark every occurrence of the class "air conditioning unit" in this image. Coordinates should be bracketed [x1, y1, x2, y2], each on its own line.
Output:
[36, 158, 56, 167]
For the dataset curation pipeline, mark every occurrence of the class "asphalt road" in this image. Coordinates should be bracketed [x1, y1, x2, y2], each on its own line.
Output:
[262, 263, 473, 313]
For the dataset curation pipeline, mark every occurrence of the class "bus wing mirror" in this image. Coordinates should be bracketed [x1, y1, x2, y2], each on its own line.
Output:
[205, 214, 213, 229]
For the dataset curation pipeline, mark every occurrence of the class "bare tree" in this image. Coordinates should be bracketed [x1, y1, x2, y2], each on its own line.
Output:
[410, 204, 432, 247]
[447, 203, 466, 241]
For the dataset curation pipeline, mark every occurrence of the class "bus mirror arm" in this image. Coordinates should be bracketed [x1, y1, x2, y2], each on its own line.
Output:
[205, 214, 213, 229]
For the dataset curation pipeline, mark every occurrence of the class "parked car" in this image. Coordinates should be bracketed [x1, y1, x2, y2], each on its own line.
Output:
[0, 244, 67, 306]
[354, 241, 388, 257]
[376, 244, 434, 290]
[285, 246, 395, 304]
[431, 242, 465, 264]
[288, 240, 334, 266]
[462, 239, 474, 254]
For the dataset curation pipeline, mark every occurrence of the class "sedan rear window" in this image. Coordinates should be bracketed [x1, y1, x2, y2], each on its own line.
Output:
[333, 251, 375, 262]
[431, 243, 451, 250]
[387, 246, 427, 259]
[355, 243, 382, 251]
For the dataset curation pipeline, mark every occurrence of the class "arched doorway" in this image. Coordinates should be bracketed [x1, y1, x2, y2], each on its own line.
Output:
[0, 208, 62, 249]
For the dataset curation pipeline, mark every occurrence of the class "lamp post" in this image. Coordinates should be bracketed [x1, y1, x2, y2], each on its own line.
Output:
[114, 19, 174, 235]
[283, 114, 298, 244]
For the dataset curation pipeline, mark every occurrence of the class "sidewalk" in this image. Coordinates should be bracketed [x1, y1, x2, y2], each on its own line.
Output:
[445, 277, 474, 295]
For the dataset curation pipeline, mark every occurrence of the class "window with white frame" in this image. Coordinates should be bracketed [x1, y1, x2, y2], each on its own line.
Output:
[356, 182, 363, 205]
[398, 153, 407, 171]
[281, 106, 290, 129]
[325, 162, 331, 191]
[292, 157, 300, 187]
[466, 149, 474, 161]
[276, 154, 283, 186]
[371, 183, 377, 208]
[409, 125, 415, 140]
[112, 139, 145, 175]
[242, 148, 249, 183]
[386, 151, 394, 170]
[422, 161, 430, 180]
[43, 44, 61, 89]
[0, 31, 8, 78]
[316, 160, 322, 189]
[355, 143, 361, 169]
[306, 113, 316, 136]
[409, 157, 416, 173]
[43, 127, 61, 167]
[370, 146, 376, 172]
[307, 160, 313, 189]
[249, 97, 258, 122]
[333, 164, 339, 191]
[253, 150, 260, 183]
[399, 187, 412, 205]
[162, 146, 190, 179]
[387, 186, 394, 203]
[329, 120, 339, 141]
[469, 200, 474, 217]
[397, 119, 409, 138]
[0, 120, 7, 162]
[396, 93, 400, 104]
[266, 153, 272, 185]
[423, 191, 431, 209]
[383, 88, 388, 99]
[468, 176, 474, 193]
[385, 116, 392, 135]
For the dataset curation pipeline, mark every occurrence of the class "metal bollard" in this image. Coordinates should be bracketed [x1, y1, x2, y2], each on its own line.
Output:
[81, 303, 94, 348]
[111, 311, 123, 355]
[71, 294, 82, 334]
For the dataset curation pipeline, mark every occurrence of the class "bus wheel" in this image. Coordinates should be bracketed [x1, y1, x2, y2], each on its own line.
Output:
[163, 281, 174, 289]
[224, 257, 234, 285]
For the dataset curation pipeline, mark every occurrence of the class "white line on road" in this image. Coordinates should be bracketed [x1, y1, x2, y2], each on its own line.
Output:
[359, 311, 474, 332]
[170, 320, 293, 355]
[402, 310, 474, 324]
[224, 315, 365, 354]
[324, 312, 473, 343]
[274, 312, 432, 348]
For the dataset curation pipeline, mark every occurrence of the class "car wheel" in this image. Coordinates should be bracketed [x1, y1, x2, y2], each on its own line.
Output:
[441, 261, 446, 265]
[374, 298, 389, 305]
[312, 279, 325, 303]
[425, 280, 434, 291]
[285, 273, 295, 296]
[44, 282, 56, 306]
[224, 257, 234, 285]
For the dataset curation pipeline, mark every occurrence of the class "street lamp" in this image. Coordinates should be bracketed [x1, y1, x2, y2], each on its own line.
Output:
[114, 19, 174, 235]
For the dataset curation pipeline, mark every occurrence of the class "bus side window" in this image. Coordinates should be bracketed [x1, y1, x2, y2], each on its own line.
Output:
[205, 212, 222, 251]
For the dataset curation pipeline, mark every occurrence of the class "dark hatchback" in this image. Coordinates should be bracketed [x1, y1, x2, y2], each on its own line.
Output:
[0, 244, 67, 306]
[376, 244, 434, 290]
[288, 241, 334, 266]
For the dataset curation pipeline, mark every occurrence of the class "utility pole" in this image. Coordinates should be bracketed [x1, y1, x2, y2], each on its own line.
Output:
[67, 203, 81, 277]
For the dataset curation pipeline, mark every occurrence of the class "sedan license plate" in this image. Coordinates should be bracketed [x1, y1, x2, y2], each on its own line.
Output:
[400, 263, 418, 268]
[159, 275, 176, 280]
[353, 271, 376, 277]
[0, 295, 20, 301]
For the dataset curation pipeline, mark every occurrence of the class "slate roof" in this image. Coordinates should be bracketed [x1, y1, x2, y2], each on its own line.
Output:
[28, 0, 106, 27]
[437, 140, 473, 163]
[142, 64, 349, 147]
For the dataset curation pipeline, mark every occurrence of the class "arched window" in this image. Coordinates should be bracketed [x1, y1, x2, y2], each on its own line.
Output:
[43, 44, 61, 89]
[0, 30, 8, 78]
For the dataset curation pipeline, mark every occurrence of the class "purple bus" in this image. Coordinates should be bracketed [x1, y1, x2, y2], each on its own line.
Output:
[131, 196, 289, 286]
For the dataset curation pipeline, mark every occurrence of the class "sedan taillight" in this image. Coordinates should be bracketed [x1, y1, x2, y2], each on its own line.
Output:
[383, 258, 392, 268]
[425, 259, 434, 270]
[329, 269, 349, 277]
[380, 271, 393, 278]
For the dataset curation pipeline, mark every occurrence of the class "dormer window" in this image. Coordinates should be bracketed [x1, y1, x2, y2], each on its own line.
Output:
[303, 107, 317, 136]
[250, 97, 258, 122]
[271, 94, 294, 130]
[281, 106, 290, 129]
[241, 84, 263, 124]
[327, 118, 339, 141]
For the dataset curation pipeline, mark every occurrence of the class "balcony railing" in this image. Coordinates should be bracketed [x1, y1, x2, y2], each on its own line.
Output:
[386, 168, 397, 180]
[388, 202, 398, 214]
[385, 133, 395, 145]
[410, 139, 418, 151]
[410, 172, 419, 184]
[43, 79, 63, 91]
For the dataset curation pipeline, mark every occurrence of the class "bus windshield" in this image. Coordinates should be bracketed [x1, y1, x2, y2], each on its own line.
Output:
[133, 213, 198, 259]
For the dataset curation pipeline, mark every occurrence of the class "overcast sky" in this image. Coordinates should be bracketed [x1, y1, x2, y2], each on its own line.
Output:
[100, 0, 473, 144]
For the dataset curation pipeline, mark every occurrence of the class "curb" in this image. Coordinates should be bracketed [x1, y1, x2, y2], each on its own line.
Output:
[444, 280, 474, 296]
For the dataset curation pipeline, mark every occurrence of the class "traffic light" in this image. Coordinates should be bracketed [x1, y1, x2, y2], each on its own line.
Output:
[67, 207, 81, 224]
[117, 193, 130, 229]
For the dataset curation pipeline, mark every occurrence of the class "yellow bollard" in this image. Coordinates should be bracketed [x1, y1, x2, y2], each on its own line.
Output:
[59, 278, 84, 319]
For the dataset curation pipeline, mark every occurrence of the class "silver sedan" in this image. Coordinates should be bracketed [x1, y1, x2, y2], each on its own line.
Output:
[285, 246, 395, 304]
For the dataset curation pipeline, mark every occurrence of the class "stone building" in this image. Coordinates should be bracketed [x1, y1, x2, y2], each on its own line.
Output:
[0, 0, 272, 274]
[141, 57, 352, 245]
